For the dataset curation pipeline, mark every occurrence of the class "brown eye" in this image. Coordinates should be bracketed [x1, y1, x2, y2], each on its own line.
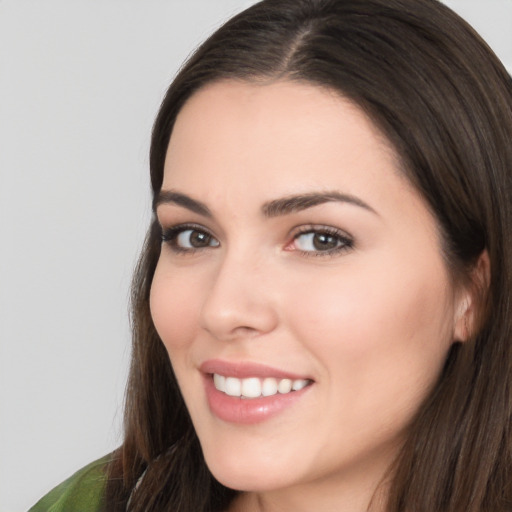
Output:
[293, 229, 353, 254]
[161, 226, 220, 252]
[176, 229, 219, 249]
[311, 233, 339, 251]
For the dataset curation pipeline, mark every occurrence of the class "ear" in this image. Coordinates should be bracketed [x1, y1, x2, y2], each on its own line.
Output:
[453, 250, 490, 343]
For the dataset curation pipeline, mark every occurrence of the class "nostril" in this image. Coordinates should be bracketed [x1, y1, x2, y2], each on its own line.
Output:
[199, 290, 279, 341]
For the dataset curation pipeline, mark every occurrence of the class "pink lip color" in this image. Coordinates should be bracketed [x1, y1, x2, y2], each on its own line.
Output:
[200, 359, 313, 425]
[200, 359, 311, 380]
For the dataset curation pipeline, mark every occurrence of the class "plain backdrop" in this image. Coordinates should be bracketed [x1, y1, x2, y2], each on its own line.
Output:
[1, 1, 510, 511]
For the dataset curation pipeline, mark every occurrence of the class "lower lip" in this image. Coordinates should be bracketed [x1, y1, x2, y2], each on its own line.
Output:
[203, 375, 312, 424]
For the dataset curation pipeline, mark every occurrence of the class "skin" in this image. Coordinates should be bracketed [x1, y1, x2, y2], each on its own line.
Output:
[150, 80, 469, 512]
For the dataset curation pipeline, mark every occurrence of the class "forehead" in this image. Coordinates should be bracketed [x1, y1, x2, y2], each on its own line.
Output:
[163, 80, 402, 195]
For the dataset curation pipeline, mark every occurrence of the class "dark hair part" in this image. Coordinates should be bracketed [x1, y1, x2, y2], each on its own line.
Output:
[106, 0, 512, 510]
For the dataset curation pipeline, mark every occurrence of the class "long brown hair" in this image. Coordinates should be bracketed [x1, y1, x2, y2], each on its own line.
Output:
[106, 1, 512, 510]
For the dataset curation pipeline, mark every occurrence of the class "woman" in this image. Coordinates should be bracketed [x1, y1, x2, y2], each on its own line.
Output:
[30, 0, 512, 511]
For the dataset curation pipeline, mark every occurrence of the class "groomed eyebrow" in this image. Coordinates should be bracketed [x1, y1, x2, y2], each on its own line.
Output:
[154, 189, 377, 218]
[261, 191, 378, 217]
[154, 190, 212, 217]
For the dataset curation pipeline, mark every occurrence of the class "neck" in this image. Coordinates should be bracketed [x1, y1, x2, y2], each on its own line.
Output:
[227, 458, 392, 512]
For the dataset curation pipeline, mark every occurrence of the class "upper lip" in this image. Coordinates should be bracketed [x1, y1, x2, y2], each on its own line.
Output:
[200, 359, 313, 381]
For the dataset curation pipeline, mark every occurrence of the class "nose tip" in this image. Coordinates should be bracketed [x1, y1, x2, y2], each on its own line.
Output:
[199, 260, 278, 341]
[200, 302, 277, 341]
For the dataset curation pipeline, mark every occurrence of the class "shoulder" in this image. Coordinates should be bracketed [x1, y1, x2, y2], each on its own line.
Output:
[28, 455, 111, 512]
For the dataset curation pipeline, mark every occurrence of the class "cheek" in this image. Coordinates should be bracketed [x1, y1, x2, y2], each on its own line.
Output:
[149, 263, 201, 352]
[285, 257, 455, 399]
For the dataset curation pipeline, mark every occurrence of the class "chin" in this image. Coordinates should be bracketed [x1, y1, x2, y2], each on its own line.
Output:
[203, 449, 298, 492]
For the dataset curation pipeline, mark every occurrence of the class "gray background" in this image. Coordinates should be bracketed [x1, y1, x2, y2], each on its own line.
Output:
[1, 1, 510, 511]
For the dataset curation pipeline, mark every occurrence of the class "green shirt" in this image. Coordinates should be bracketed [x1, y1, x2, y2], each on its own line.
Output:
[28, 456, 110, 512]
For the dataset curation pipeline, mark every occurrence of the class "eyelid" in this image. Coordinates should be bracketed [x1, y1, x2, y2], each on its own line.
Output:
[159, 221, 353, 258]
[160, 222, 220, 253]
[160, 222, 209, 239]
[287, 224, 354, 257]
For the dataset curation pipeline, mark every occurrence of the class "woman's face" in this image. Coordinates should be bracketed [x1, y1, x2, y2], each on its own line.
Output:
[150, 80, 465, 506]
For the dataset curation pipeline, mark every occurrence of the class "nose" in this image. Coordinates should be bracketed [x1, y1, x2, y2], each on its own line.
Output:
[199, 250, 279, 341]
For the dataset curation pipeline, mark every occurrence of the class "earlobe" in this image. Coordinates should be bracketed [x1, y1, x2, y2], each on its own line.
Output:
[454, 296, 471, 343]
[453, 250, 491, 343]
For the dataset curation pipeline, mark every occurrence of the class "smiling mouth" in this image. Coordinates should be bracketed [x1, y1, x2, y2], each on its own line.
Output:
[212, 373, 313, 399]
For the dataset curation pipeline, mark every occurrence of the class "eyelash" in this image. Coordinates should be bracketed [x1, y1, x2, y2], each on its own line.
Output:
[161, 223, 218, 253]
[289, 225, 354, 257]
[160, 223, 354, 257]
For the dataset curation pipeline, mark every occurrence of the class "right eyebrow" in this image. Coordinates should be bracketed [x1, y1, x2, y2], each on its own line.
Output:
[153, 190, 212, 218]
[261, 191, 378, 217]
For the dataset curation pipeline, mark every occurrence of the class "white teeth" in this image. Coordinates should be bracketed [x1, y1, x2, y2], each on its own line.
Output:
[241, 377, 261, 398]
[213, 374, 310, 398]
[262, 377, 278, 396]
[292, 379, 309, 391]
[225, 377, 242, 396]
[213, 373, 226, 392]
[278, 378, 292, 394]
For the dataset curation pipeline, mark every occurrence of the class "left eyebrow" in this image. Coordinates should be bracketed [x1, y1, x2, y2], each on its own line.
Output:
[153, 190, 212, 217]
[261, 191, 378, 217]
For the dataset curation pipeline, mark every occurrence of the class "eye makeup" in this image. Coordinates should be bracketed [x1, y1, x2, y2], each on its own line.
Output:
[286, 225, 354, 258]
[161, 223, 219, 253]
[160, 220, 354, 259]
